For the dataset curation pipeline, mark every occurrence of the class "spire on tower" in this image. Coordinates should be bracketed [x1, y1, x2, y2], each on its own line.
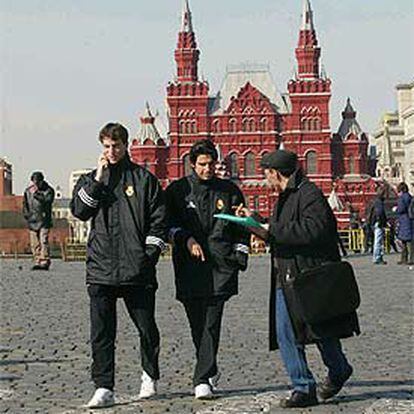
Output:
[301, 0, 314, 31]
[181, 0, 193, 33]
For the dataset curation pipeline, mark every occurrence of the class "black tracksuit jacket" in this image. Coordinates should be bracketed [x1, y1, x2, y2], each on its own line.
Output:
[70, 157, 167, 287]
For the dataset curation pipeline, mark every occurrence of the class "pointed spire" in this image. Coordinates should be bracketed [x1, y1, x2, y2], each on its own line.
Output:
[142, 101, 153, 118]
[342, 97, 356, 119]
[301, 0, 314, 31]
[181, 0, 193, 33]
[138, 102, 162, 145]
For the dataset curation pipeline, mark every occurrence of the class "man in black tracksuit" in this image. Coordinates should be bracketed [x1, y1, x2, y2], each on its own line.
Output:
[165, 139, 250, 399]
[71, 123, 167, 408]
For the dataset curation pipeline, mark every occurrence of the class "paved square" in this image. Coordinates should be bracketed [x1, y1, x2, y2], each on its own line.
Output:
[1, 255, 413, 413]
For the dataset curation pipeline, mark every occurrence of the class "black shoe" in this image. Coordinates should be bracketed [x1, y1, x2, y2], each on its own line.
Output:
[280, 388, 318, 408]
[318, 365, 353, 401]
[38, 263, 50, 271]
[31, 264, 42, 270]
[373, 260, 387, 265]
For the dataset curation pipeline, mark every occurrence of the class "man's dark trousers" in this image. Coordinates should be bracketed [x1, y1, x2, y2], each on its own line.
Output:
[183, 297, 226, 386]
[88, 284, 160, 390]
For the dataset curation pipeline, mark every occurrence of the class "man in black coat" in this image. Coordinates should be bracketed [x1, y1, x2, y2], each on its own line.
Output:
[71, 123, 167, 408]
[23, 171, 55, 270]
[165, 139, 250, 399]
[236, 150, 359, 408]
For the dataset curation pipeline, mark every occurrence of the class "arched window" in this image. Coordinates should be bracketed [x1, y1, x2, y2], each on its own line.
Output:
[179, 120, 185, 134]
[242, 118, 249, 132]
[301, 117, 309, 131]
[212, 119, 220, 133]
[244, 152, 256, 176]
[249, 119, 256, 132]
[229, 153, 239, 177]
[191, 120, 197, 133]
[183, 154, 192, 176]
[229, 118, 237, 133]
[261, 117, 268, 132]
[349, 155, 355, 174]
[306, 151, 317, 174]
[314, 117, 321, 131]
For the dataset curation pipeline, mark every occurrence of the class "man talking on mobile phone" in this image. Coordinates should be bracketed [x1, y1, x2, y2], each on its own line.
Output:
[71, 123, 167, 408]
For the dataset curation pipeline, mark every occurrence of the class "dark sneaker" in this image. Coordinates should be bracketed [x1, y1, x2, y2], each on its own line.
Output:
[280, 388, 318, 408]
[374, 260, 387, 265]
[318, 366, 353, 401]
[31, 264, 42, 270]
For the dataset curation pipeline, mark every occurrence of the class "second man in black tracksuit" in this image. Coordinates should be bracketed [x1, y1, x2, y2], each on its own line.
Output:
[165, 139, 250, 399]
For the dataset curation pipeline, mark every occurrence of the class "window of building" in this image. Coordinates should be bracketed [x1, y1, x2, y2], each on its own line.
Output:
[349, 156, 355, 174]
[212, 119, 220, 133]
[183, 154, 191, 176]
[244, 152, 256, 176]
[228, 153, 239, 177]
[229, 118, 237, 133]
[261, 117, 268, 132]
[306, 151, 317, 174]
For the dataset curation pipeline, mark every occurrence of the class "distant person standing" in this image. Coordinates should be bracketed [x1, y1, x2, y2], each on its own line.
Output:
[23, 172, 55, 270]
[368, 188, 388, 265]
[395, 182, 414, 265]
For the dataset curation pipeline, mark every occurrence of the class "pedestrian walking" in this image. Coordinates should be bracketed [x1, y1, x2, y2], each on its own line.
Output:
[23, 171, 55, 270]
[71, 123, 167, 408]
[165, 139, 250, 399]
[395, 182, 414, 265]
[236, 150, 359, 408]
[368, 187, 388, 264]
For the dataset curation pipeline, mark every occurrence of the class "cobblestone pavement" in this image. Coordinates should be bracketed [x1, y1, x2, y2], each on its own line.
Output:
[1, 255, 413, 413]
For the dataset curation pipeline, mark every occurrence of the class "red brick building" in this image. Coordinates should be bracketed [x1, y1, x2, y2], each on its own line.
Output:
[130, 0, 377, 227]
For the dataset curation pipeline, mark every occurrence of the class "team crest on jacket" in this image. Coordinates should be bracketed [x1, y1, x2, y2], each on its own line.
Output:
[125, 185, 134, 197]
[216, 199, 225, 210]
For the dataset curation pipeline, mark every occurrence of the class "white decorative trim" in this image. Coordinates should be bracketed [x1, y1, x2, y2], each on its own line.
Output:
[146, 236, 166, 252]
[233, 243, 249, 254]
[78, 187, 98, 208]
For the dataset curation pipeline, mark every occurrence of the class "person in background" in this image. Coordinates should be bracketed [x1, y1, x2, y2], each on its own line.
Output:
[71, 123, 167, 408]
[23, 171, 55, 270]
[368, 187, 388, 265]
[165, 139, 249, 400]
[395, 182, 414, 265]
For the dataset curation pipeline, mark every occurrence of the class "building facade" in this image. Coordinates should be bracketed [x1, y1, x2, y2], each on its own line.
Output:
[373, 81, 414, 191]
[130, 0, 377, 226]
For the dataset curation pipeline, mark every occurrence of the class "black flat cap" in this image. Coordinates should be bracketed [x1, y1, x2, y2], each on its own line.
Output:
[260, 150, 298, 173]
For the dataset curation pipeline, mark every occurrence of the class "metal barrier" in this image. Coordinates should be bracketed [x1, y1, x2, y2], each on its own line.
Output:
[338, 229, 391, 254]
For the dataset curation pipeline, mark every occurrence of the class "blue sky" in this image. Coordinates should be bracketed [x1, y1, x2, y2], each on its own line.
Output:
[2, 0, 413, 195]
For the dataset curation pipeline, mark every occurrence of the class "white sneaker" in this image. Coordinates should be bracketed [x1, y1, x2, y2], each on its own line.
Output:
[138, 371, 157, 399]
[86, 387, 114, 408]
[194, 383, 214, 400]
[209, 371, 221, 391]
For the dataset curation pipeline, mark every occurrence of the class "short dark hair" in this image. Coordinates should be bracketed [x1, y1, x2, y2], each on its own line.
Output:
[99, 123, 128, 145]
[189, 139, 218, 165]
[31, 171, 44, 182]
[397, 182, 409, 193]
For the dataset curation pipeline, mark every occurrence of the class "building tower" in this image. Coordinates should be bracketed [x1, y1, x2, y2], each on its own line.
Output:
[166, 0, 210, 181]
[0, 158, 13, 196]
[284, 0, 333, 193]
[130, 102, 168, 181]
